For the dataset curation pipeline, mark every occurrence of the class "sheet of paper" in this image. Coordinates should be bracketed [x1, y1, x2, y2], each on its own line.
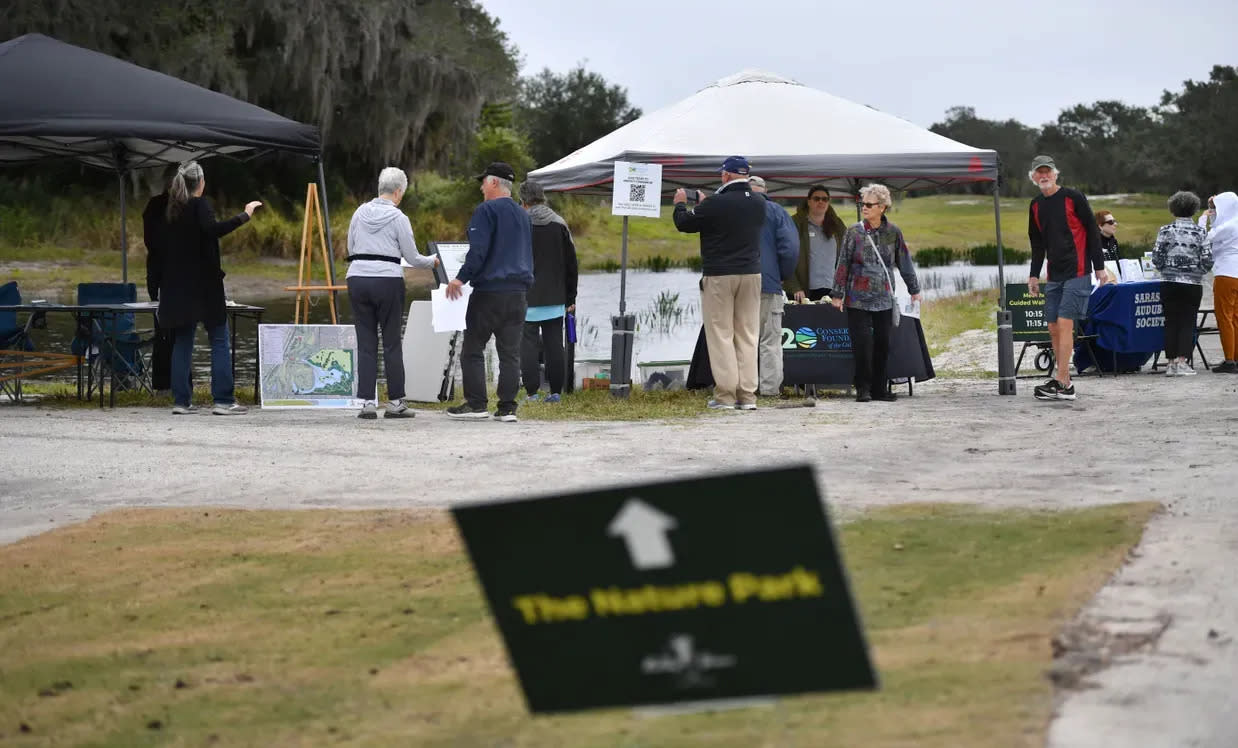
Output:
[123, 301, 159, 308]
[1104, 260, 1121, 281]
[1119, 259, 1144, 282]
[431, 284, 470, 332]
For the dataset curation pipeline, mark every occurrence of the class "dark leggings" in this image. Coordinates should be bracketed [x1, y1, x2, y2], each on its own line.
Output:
[1161, 281, 1202, 360]
[521, 316, 565, 395]
[847, 307, 893, 396]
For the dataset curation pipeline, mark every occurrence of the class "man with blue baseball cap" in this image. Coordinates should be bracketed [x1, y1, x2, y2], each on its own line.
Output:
[673, 156, 766, 409]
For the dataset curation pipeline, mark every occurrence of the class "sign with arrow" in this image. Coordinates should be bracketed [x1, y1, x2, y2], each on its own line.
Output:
[450, 465, 877, 713]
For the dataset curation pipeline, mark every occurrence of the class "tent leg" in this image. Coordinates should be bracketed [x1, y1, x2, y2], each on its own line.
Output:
[118, 169, 128, 284]
[317, 159, 338, 314]
[994, 179, 1015, 395]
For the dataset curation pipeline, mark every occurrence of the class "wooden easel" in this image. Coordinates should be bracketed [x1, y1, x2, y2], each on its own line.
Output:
[285, 182, 345, 323]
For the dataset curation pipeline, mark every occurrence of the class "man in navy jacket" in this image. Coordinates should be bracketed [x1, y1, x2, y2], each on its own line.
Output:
[446, 162, 534, 422]
[750, 176, 799, 396]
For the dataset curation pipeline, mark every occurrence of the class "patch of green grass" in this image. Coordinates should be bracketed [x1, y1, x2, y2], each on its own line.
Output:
[921, 290, 998, 357]
[0, 503, 1157, 746]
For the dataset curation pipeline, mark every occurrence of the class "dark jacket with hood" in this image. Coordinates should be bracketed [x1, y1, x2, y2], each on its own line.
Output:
[157, 197, 248, 329]
[525, 204, 579, 308]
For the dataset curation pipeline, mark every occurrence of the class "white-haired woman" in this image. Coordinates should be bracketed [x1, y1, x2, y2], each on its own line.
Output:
[159, 160, 262, 415]
[829, 184, 921, 402]
[347, 166, 439, 419]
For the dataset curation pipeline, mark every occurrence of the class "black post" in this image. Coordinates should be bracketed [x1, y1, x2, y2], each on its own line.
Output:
[994, 176, 1016, 395]
[317, 158, 338, 312]
[610, 215, 634, 399]
[118, 168, 128, 284]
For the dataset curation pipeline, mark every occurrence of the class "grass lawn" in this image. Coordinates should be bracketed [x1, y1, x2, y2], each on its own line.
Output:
[0, 502, 1156, 747]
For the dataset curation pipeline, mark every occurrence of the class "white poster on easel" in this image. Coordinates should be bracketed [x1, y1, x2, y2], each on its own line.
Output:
[612, 161, 663, 218]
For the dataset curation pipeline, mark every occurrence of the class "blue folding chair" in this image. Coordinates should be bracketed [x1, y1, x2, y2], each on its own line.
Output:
[72, 282, 153, 394]
[1, 281, 77, 402]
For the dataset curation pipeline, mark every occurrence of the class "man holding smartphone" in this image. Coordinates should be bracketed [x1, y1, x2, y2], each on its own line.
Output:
[672, 156, 766, 410]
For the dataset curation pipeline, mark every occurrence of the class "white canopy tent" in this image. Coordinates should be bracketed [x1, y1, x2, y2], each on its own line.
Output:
[529, 70, 1017, 396]
[528, 70, 999, 199]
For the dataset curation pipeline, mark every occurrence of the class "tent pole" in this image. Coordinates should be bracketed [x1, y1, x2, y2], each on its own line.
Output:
[994, 172, 1016, 396]
[118, 169, 128, 284]
[317, 158, 338, 312]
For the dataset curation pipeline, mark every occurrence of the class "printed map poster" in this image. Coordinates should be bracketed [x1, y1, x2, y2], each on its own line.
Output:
[612, 161, 662, 218]
[259, 324, 362, 409]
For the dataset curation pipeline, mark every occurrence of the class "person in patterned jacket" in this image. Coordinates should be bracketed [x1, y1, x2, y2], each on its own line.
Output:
[829, 183, 921, 402]
[1152, 191, 1214, 376]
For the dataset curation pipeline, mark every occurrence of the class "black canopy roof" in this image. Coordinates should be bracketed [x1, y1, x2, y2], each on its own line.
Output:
[0, 33, 321, 170]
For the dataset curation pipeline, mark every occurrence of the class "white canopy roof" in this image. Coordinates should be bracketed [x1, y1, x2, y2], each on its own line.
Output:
[529, 70, 997, 198]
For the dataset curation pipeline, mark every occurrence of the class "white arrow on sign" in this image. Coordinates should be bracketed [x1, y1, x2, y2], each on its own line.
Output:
[607, 498, 678, 570]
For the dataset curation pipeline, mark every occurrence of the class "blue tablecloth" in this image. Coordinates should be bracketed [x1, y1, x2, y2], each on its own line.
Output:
[1075, 281, 1164, 372]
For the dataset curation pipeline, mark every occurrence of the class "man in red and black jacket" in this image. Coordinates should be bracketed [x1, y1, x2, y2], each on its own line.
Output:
[1026, 155, 1105, 402]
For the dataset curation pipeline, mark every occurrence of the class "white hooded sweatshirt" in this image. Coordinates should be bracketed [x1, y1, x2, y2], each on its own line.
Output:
[1208, 191, 1238, 279]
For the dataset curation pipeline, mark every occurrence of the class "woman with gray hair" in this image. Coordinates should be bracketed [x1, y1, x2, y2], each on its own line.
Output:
[517, 180, 578, 402]
[1152, 190, 1213, 376]
[829, 183, 921, 402]
[346, 166, 439, 419]
[159, 160, 262, 415]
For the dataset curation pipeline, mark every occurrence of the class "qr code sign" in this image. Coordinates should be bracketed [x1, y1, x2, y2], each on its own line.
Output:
[628, 183, 646, 202]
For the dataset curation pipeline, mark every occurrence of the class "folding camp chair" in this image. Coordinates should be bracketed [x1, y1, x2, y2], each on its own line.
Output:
[71, 282, 153, 396]
[0, 281, 76, 402]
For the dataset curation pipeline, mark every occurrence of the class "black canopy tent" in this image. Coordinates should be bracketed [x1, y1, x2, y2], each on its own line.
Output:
[0, 33, 332, 288]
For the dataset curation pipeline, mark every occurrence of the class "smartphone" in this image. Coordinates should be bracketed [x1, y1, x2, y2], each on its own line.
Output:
[684, 188, 699, 204]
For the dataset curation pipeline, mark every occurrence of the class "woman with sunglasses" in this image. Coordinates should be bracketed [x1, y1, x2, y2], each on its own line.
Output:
[829, 184, 921, 402]
[785, 185, 847, 303]
[1095, 210, 1120, 283]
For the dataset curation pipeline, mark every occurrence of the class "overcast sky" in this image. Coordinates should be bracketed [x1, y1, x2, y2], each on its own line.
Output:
[477, 0, 1233, 130]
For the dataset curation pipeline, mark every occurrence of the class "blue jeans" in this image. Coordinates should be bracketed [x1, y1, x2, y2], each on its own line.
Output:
[171, 320, 233, 407]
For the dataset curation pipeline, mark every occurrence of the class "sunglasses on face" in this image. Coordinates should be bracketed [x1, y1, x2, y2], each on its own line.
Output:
[861, 202, 881, 209]
[1103, 220, 1116, 225]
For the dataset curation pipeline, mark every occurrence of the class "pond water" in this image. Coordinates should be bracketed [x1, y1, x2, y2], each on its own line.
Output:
[21, 263, 1005, 386]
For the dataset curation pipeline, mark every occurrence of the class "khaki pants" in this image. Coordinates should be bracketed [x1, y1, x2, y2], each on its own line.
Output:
[758, 292, 785, 395]
[701, 274, 761, 405]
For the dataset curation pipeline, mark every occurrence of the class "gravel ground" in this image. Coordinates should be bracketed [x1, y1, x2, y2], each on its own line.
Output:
[2, 363, 1237, 746]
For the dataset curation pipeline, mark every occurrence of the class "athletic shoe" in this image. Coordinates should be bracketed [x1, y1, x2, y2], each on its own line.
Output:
[171, 403, 199, 415]
[383, 401, 414, 418]
[494, 409, 518, 423]
[737, 402, 757, 410]
[1164, 361, 1180, 377]
[855, 389, 872, 403]
[875, 391, 898, 402]
[1179, 362, 1198, 376]
[525, 393, 541, 403]
[1212, 360, 1238, 373]
[1034, 380, 1076, 401]
[544, 393, 561, 403]
[211, 403, 249, 415]
[446, 404, 489, 420]
[358, 403, 378, 420]
[706, 399, 735, 410]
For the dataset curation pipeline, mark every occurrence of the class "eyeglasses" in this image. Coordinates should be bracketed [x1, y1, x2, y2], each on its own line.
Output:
[860, 202, 882, 209]
[810, 196, 830, 203]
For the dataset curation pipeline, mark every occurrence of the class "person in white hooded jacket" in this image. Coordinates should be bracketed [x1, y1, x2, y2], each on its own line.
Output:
[346, 167, 439, 418]
[1207, 191, 1238, 373]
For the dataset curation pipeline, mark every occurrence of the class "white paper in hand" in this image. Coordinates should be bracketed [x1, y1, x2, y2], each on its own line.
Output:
[431, 284, 471, 332]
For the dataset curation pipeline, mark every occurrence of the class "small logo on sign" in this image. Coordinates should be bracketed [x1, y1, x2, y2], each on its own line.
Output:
[641, 634, 738, 688]
[795, 327, 817, 349]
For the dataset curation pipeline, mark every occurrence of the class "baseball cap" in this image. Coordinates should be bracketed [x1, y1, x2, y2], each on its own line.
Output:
[474, 161, 516, 182]
[1029, 154, 1056, 171]
[719, 156, 750, 175]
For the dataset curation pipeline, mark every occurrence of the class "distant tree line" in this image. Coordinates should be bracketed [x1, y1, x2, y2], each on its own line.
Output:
[929, 65, 1238, 199]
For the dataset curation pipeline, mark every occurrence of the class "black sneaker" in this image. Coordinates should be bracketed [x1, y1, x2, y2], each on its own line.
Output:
[494, 408, 518, 423]
[855, 388, 872, 403]
[446, 404, 489, 420]
[875, 391, 898, 402]
[1034, 380, 1076, 401]
[1213, 360, 1238, 374]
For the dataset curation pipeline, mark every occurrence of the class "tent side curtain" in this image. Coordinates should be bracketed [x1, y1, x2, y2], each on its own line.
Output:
[529, 151, 999, 197]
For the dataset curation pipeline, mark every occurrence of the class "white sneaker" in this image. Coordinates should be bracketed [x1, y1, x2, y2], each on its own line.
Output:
[1180, 362, 1197, 376]
[171, 403, 199, 415]
[1164, 361, 1180, 377]
[211, 403, 249, 415]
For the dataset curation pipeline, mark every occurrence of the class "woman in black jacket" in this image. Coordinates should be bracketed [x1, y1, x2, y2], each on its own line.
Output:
[158, 160, 261, 415]
[518, 181, 578, 402]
